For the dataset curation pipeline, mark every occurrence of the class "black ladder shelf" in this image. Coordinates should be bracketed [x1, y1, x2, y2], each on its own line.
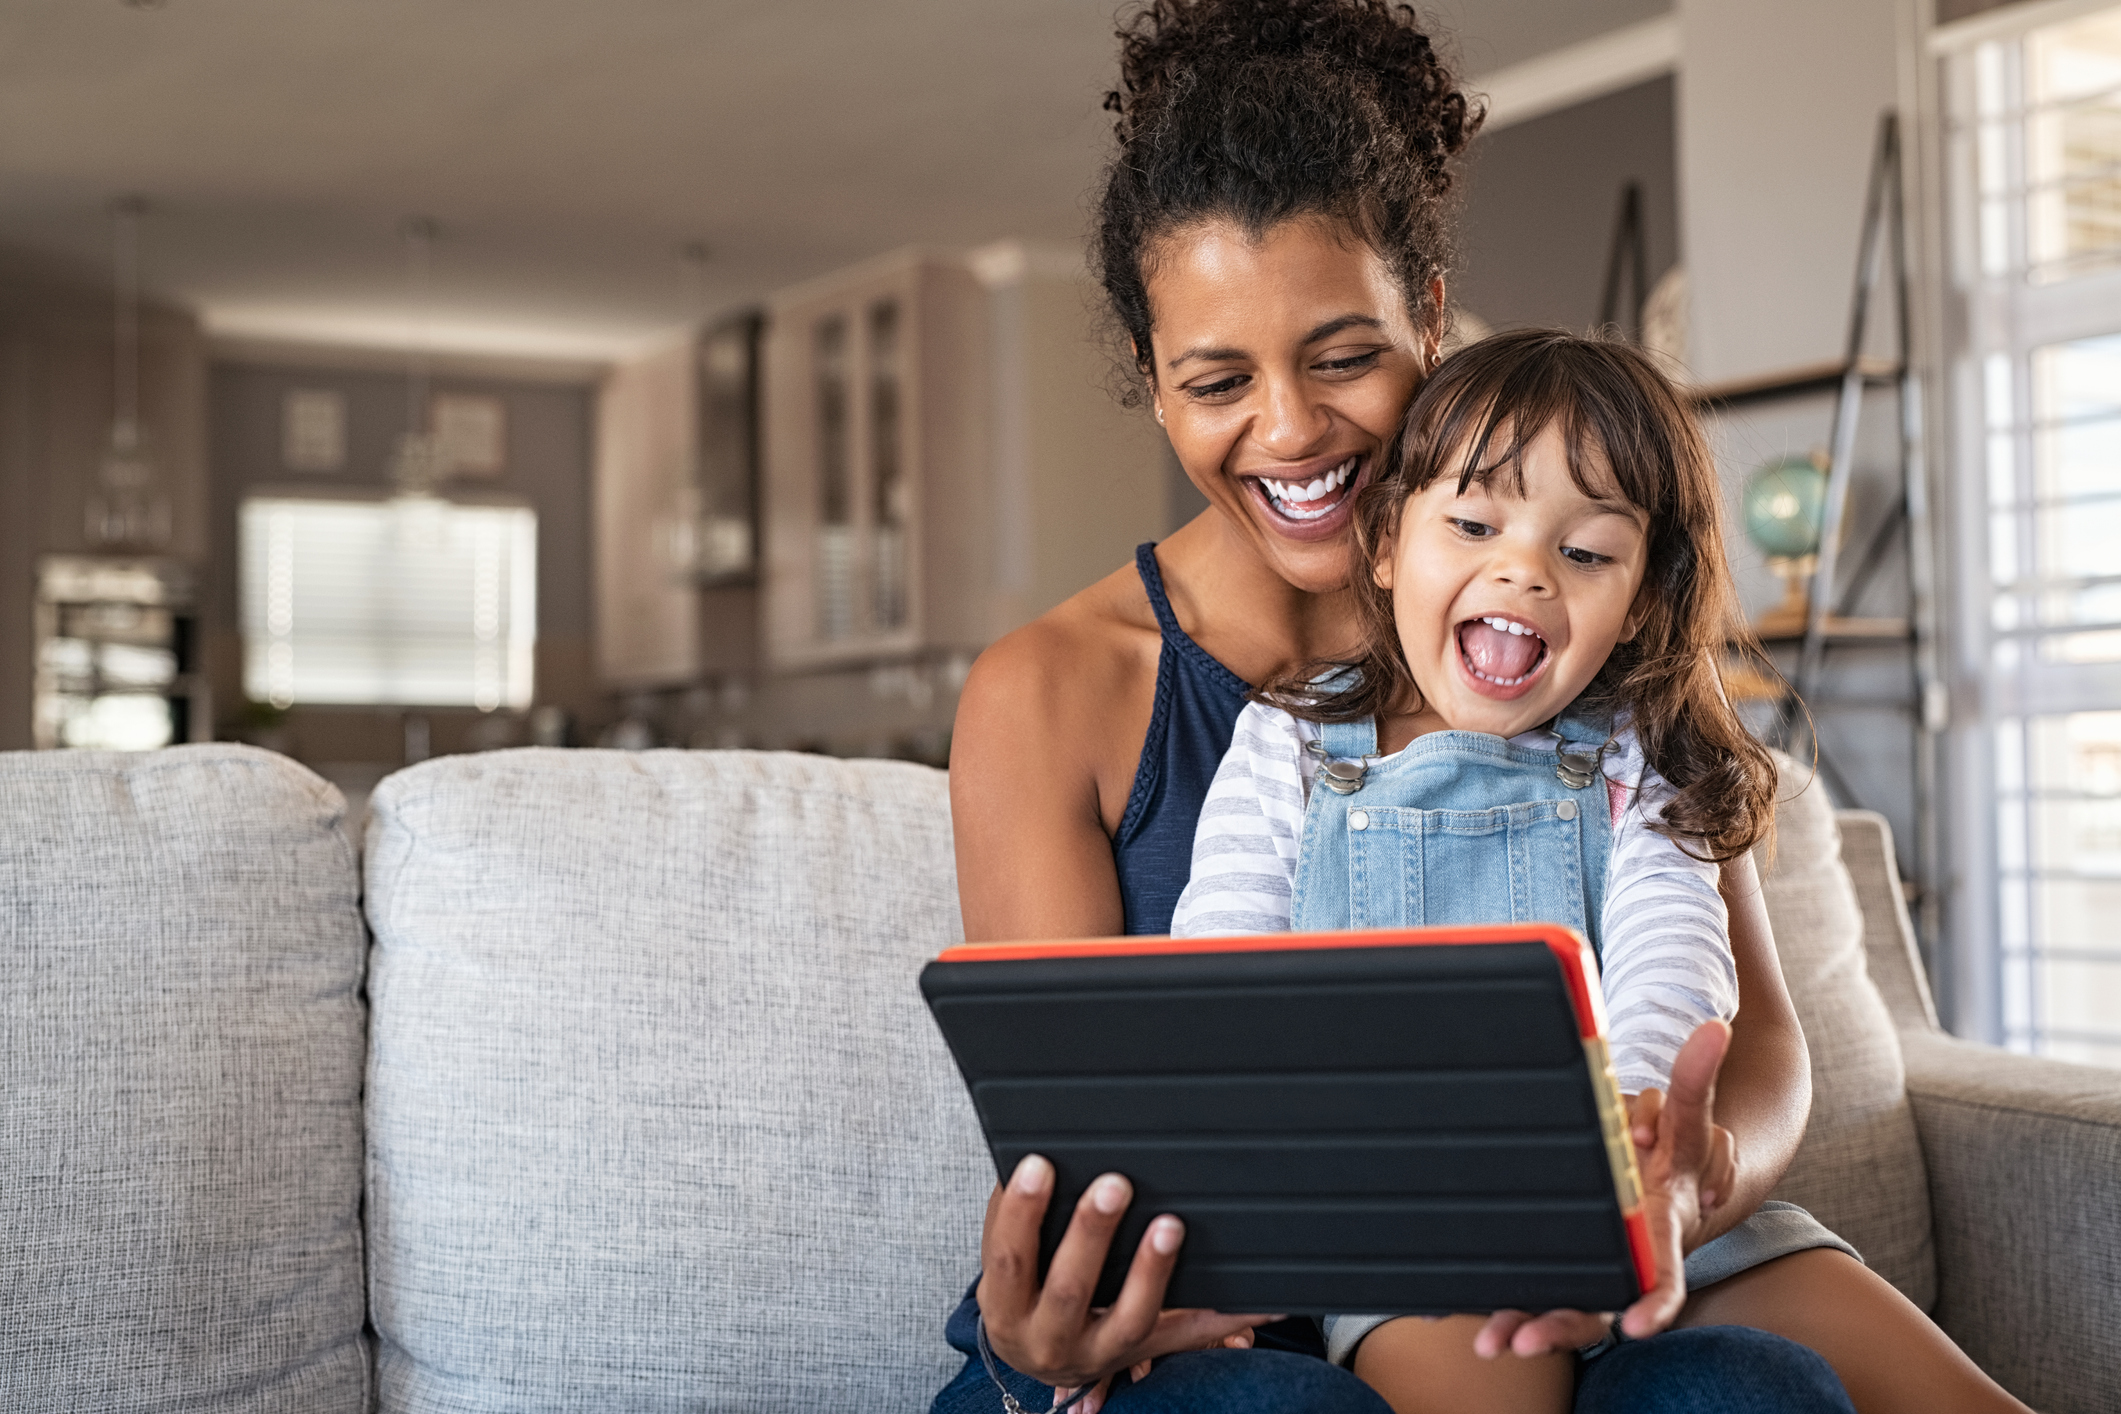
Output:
[1692, 113, 1942, 932]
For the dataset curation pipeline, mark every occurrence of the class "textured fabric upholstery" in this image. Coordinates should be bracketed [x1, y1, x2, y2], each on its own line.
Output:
[1755, 760, 1935, 1309]
[363, 748, 989, 1414]
[1831, 812, 1940, 1032]
[0, 745, 370, 1414]
[1903, 1031, 2121, 1414]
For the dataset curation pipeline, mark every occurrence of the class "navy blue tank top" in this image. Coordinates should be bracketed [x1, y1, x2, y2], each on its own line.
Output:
[1112, 543, 1254, 935]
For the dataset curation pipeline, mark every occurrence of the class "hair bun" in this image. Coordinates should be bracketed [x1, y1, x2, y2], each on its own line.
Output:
[1106, 0, 1479, 176]
[1095, 1, 1481, 398]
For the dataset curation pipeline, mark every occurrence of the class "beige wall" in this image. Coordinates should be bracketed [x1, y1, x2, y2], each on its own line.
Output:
[980, 243, 1168, 635]
[1676, 0, 1904, 384]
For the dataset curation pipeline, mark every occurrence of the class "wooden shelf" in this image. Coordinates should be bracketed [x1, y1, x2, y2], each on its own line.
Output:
[1747, 616, 1911, 645]
[1688, 357, 1900, 409]
[1723, 617, 1912, 703]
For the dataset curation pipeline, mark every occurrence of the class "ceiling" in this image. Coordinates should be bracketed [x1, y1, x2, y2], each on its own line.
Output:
[0, 0, 1667, 362]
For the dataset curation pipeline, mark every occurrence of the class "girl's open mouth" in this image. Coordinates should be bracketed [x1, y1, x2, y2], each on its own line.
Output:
[1457, 615, 1550, 694]
[1246, 455, 1365, 539]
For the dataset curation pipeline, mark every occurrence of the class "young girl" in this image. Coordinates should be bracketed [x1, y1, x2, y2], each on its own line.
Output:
[1170, 329, 2028, 1414]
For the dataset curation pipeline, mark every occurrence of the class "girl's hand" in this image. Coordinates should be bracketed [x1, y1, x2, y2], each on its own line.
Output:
[1629, 1082, 1738, 1226]
[976, 1155, 1275, 1394]
[1473, 1019, 1733, 1356]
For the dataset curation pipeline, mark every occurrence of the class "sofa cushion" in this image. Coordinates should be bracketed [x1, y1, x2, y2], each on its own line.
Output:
[1758, 754, 1935, 1308]
[364, 748, 988, 1414]
[0, 745, 370, 1414]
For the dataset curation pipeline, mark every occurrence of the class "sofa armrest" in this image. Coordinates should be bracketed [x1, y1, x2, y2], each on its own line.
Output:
[1901, 1030, 2121, 1414]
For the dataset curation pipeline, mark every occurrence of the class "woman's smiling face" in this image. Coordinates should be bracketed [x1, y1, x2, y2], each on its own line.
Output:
[1144, 216, 1431, 594]
[1377, 422, 1651, 741]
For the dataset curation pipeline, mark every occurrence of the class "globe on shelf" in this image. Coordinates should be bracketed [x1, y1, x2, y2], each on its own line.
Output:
[1741, 453, 1828, 637]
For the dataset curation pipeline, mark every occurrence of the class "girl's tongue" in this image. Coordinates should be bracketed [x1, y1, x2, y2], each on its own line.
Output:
[1458, 620, 1543, 681]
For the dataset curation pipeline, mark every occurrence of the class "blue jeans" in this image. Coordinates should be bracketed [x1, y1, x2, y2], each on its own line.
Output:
[1578, 1327, 1856, 1413]
[929, 1317, 1856, 1414]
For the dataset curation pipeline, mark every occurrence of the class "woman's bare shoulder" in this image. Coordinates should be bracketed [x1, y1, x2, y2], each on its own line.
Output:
[961, 561, 1160, 722]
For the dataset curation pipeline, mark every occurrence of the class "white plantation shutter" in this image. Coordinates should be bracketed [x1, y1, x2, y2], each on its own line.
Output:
[1943, 4, 2121, 1064]
[240, 496, 536, 710]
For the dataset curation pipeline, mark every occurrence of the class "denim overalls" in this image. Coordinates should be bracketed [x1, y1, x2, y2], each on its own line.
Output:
[1302, 708, 1616, 1365]
[1290, 710, 1616, 948]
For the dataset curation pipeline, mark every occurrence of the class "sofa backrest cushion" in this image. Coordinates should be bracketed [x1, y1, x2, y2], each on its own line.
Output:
[0, 746, 371, 1414]
[363, 748, 988, 1414]
[1758, 757, 1935, 1309]
[1833, 810, 1942, 1032]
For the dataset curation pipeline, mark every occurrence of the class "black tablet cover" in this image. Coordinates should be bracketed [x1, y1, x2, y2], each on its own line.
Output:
[920, 926, 1651, 1315]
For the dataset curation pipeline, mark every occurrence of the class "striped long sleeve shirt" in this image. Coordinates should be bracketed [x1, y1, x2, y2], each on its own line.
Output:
[1169, 702, 1738, 1095]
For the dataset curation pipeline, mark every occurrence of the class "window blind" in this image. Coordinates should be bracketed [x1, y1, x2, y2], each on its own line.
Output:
[240, 496, 536, 711]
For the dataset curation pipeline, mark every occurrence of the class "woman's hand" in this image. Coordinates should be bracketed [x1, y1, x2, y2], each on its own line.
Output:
[1473, 1019, 1734, 1357]
[977, 1154, 1275, 1396]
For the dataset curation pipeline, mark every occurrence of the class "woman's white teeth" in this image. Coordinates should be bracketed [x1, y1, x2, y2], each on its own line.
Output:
[1264, 458, 1356, 511]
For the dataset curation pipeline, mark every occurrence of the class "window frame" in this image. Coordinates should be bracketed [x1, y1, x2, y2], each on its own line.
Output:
[1932, 0, 2121, 1062]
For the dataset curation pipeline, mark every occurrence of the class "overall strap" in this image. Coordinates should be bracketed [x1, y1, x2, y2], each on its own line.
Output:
[1552, 701, 1616, 748]
[1319, 715, 1377, 759]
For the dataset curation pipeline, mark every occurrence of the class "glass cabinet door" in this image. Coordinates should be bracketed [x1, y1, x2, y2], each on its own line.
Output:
[813, 314, 855, 641]
[869, 298, 908, 632]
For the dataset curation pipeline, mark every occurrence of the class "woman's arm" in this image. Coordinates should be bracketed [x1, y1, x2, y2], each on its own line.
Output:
[950, 621, 1137, 942]
[1697, 850, 1811, 1240]
[951, 612, 1267, 1388]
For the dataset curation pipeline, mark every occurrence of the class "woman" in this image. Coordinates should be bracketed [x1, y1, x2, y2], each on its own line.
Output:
[935, 3, 1941, 1410]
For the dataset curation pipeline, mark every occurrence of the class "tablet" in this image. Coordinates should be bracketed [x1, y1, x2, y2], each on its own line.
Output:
[920, 925, 1652, 1315]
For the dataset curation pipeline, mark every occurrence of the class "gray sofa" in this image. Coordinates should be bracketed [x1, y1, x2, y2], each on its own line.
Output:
[1, 744, 2113, 1413]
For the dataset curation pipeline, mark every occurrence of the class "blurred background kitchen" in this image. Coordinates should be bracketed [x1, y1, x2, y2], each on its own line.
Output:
[2, 0, 2118, 1065]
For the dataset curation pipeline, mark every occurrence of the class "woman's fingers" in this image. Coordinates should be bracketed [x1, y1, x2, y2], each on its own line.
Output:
[1041, 1173, 1133, 1319]
[978, 1158, 1150, 1387]
[1083, 1217, 1272, 1371]
[1076, 1208, 1179, 1367]
[977, 1156, 1057, 1344]
[1010, 1170, 1141, 1381]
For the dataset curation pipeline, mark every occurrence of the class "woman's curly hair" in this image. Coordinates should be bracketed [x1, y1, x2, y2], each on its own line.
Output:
[1096, 0, 1482, 400]
[1265, 329, 1780, 863]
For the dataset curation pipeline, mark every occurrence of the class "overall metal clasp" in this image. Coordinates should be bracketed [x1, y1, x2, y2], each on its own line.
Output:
[1555, 750, 1600, 790]
[1306, 738, 1372, 795]
[1552, 725, 1611, 790]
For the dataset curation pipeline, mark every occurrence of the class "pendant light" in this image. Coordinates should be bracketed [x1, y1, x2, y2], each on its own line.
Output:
[86, 196, 173, 550]
[386, 216, 450, 500]
[659, 239, 715, 581]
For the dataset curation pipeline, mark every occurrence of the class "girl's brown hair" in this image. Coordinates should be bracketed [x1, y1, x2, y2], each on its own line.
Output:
[1268, 327, 1778, 862]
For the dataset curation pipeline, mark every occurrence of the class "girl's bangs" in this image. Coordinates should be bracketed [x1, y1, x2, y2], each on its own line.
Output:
[1420, 355, 1633, 511]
